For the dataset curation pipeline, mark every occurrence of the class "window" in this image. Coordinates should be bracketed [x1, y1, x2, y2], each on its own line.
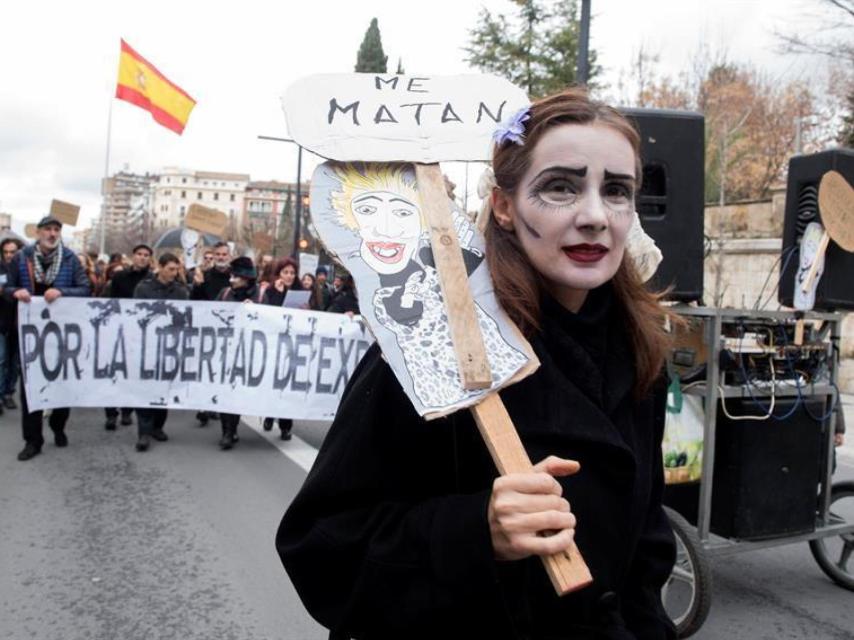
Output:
[230, 193, 235, 202]
[181, 190, 186, 198]
[180, 205, 186, 215]
[214, 193, 219, 201]
[182, 177, 187, 184]
[197, 192, 203, 200]
[166, 178, 171, 184]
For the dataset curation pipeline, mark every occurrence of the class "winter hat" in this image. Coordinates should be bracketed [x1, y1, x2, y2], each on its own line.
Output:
[230, 256, 257, 279]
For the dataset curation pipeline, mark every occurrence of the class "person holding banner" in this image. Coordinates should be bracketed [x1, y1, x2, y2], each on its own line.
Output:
[191, 241, 231, 426]
[132, 252, 190, 452]
[278, 89, 677, 639]
[103, 243, 153, 431]
[215, 256, 265, 450]
[4, 216, 90, 461]
[0, 237, 24, 413]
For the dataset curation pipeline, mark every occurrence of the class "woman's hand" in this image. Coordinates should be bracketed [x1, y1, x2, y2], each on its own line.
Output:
[488, 456, 580, 561]
[274, 278, 285, 292]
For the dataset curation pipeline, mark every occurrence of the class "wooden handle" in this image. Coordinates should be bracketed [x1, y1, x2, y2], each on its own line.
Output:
[794, 319, 805, 346]
[415, 163, 492, 390]
[471, 393, 593, 595]
[801, 231, 829, 294]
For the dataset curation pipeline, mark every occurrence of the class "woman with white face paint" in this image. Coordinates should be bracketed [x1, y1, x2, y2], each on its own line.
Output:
[278, 89, 678, 639]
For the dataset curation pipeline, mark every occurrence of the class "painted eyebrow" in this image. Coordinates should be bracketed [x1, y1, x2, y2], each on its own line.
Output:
[528, 166, 587, 186]
[604, 170, 635, 181]
[353, 194, 383, 203]
[389, 197, 416, 206]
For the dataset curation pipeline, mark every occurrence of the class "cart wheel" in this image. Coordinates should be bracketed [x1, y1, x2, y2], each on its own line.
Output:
[809, 480, 854, 591]
[662, 506, 713, 638]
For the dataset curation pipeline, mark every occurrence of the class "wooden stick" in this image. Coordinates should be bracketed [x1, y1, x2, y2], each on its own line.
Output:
[800, 230, 829, 294]
[471, 394, 593, 595]
[415, 163, 492, 389]
[794, 319, 805, 346]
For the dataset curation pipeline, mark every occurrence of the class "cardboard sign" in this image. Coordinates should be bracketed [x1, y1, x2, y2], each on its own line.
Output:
[819, 170, 854, 252]
[253, 231, 274, 254]
[282, 74, 529, 162]
[310, 161, 536, 418]
[24, 224, 38, 239]
[185, 203, 228, 237]
[49, 199, 80, 226]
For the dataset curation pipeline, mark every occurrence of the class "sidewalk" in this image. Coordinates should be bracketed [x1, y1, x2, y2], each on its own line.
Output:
[838, 393, 854, 464]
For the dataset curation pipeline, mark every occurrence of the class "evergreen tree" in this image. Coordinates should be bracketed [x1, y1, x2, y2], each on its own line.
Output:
[355, 18, 388, 73]
[464, 0, 599, 98]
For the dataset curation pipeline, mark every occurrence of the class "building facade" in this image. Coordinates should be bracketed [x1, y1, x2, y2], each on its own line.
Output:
[99, 171, 159, 254]
[150, 168, 249, 236]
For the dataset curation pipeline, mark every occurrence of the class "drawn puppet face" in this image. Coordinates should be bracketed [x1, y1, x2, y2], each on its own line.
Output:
[493, 123, 636, 311]
[350, 190, 422, 274]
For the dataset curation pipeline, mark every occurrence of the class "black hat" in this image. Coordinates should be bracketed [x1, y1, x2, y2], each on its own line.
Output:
[37, 215, 62, 229]
[132, 243, 153, 254]
[230, 256, 257, 279]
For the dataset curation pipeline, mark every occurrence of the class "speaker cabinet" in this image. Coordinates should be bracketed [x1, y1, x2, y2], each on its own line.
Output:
[778, 148, 854, 311]
[710, 396, 825, 539]
[621, 108, 706, 302]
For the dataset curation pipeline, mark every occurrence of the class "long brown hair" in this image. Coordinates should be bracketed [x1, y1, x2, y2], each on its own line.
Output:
[487, 87, 674, 396]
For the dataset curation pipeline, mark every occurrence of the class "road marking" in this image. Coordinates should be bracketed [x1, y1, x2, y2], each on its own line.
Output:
[240, 416, 318, 472]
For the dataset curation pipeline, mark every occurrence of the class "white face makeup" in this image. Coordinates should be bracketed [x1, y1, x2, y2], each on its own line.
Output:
[496, 123, 637, 311]
[350, 190, 422, 275]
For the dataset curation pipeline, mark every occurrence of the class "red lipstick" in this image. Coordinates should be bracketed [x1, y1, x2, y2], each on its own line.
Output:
[563, 243, 608, 263]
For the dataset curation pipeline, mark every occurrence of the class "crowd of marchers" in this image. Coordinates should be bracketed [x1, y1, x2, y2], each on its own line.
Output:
[0, 216, 360, 462]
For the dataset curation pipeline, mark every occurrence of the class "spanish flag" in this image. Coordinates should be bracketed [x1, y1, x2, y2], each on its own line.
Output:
[115, 39, 196, 135]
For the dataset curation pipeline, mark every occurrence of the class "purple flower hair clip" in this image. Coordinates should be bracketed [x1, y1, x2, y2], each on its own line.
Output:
[492, 105, 532, 147]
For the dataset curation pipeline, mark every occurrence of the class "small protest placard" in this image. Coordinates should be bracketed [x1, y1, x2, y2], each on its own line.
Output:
[24, 224, 38, 239]
[282, 73, 528, 162]
[49, 199, 81, 226]
[185, 203, 228, 237]
[298, 252, 319, 279]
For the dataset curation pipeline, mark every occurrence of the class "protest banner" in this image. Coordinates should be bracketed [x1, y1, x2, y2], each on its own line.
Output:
[18, 298, 373, 420]
[49, 199, 81, 226]
[284, 73, 591, 593]
[185, 203, 228, 237]
[24, 224, 37, 239]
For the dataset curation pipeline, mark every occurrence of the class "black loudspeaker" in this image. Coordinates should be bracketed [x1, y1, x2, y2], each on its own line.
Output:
[778, 148, 854, 311]
[710, 396, 825, 539]
[621, 108, 706, 302]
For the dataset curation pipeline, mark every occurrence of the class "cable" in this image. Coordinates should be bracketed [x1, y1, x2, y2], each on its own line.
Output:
[756, 245, 798, 311]
[720, 322, 776, 421]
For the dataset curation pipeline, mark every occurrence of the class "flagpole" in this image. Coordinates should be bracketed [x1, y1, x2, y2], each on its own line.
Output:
[99, 96, 113, 257]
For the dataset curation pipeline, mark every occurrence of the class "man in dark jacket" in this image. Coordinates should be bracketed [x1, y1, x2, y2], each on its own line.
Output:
[191, 241, 230, 425]
[4, 217, 90, 461]
[192, 241, 231, 301]
[0, 237, 24, 414]
[103, 243, 153, 430]
[132, 252, 189, 452]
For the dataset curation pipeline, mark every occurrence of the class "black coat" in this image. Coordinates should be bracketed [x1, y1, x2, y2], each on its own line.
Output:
[192, 267, 230, 301]
[109, 266, 151, 299]
[276, 286, 676, 640]
[133, 276, 189, 300]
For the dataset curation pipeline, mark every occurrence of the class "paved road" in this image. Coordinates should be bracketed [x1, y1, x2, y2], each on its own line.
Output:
[1, 406, 852, 639]
[0, 407, 327, 640]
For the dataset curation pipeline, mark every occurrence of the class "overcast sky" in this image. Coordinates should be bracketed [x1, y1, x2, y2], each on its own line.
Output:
[0, 0, 829, 236]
